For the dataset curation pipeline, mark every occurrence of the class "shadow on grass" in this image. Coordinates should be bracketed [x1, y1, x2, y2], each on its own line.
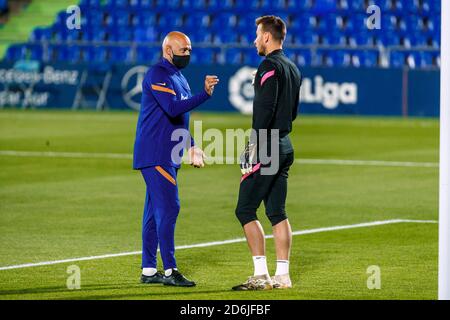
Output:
[0, 282, 140, 297]
[64, 288, 275, 300]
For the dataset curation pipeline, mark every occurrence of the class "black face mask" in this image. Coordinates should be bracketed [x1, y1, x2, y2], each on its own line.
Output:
[171, 51, 190, 69]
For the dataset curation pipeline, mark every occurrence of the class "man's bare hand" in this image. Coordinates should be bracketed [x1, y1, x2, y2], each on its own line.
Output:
[204, 75, 219, 96]
[188, 146, 206, 168]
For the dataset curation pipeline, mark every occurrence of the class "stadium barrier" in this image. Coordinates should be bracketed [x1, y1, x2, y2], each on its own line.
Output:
[0, 60, 439, 117]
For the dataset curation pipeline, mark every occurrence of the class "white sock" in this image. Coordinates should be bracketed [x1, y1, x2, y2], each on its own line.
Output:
[164, 268, 178, 276]
[142, 267, 157, 276]
[253, 256, 269, 276]
[275, 260, 289, 276]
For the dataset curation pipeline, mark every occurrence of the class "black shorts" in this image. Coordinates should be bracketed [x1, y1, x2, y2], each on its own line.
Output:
[235, 152, 294, 226]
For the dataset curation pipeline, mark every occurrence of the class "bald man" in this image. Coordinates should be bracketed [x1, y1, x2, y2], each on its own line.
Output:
[133, 31, 219, 287]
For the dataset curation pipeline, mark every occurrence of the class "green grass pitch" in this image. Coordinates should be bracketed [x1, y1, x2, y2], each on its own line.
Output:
[0, 109, 439, 300]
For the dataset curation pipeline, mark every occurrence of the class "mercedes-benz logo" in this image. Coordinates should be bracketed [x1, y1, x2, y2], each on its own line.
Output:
[121, 65, 149, 111]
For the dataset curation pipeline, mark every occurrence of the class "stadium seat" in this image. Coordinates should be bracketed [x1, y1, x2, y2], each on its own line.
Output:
[348, 31, 376, 46]
[320, 31, 346, 46]
[30, 27, 53, 42]
[242, 48, 262, 66]
[225, 48, 243, 65]
[297, 31, 319, 45]
[312, 0, 336, 12]
[5, 45, 22, 61]
[190, 48, 215, 64]
[290, 13, 316, 31]
[134, 27, 158, 43]
[2, 0, 441, 68]
[344, 14, 366, 32]
[136, 46, 161, 64]
[390, 51, 405, 68]
[213, 33, 240, 45]
[352, 50, 379, 67]
[48, 44, 69, 62]
[347, 0, 365, 11]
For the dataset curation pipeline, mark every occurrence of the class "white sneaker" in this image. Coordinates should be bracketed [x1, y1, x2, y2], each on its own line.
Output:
[271, 274, 292, 289]
[232, 274, 273, 291]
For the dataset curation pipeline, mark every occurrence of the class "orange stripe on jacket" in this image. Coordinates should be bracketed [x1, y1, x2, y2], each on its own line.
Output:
[151, 84, 176, 96]
[155, 166, 177, 186]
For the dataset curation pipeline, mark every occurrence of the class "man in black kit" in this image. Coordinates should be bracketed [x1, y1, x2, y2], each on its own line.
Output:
[232, 15, 302, 291]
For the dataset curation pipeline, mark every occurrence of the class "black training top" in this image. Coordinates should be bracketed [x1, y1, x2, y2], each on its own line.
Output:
[252, 49, 302, 155]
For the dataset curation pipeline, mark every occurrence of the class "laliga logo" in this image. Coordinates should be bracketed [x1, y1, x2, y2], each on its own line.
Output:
[228, 66, 257, 114]
[301, 76, 358, 109]
[229, 67, 357, 113]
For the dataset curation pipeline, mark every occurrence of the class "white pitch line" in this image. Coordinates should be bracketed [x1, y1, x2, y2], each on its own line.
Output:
[295, 159, 438, 168]
[0, 219, 437, 271]
[0, 150, 132, 160]
[0, 150, 439, 168]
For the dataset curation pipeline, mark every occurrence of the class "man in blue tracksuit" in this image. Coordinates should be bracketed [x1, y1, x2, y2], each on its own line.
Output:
[133, 31, 219, 287]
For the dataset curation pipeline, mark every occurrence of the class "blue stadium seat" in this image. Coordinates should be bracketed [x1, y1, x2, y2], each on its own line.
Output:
[191, 0, 208, 9]
[348, 31, 375, 46]
[87, 46, 108, 63]
[242, 48, 262, 66]
[410, 33, 427, 47]
[2, 0, 442, 67]
[367, 0, 394, 10]
[297, 31, 319, 45]
[286, 0, 312, 11]
[110, 47, 133, 63]
[213, 33, 240, 44]
[183, 13, 211, 31]
[30, 27, 52, 42]
[415, 51, 433, 68]
[428, 31, 440, 48]
[239, 32, 255, 45]
[210, 13, 239, 30]
[312, 0, 336, 13]
[290, 13, 316, 32]
[425, 0, 441, 13]
[431, 52, 440, 67]
[352, 50, 379, 67]
[65, 45, 82, 63]
[190, 48, 215, 64]
[398, 0, 420, 12]
[134, 27, 158, 42]
[320, 31, 346, 46]
[134, 12, 157, 27]
[316, 49, 351, 67]
[286, 49, 312, 67]
[390, 51, 405, 68]
[344, 14, 365, 32]
[225, 48, 243, 65]
[48, 44, 69, 62]
[190, 32, 214, 44]
[66, 29, 83, 42]
[208, 0, 235, 10]
[139, 0, 153, 10]
[136, 46, 161, 64]
[347, 0, 365, 11]
[330, 51, 352, 67]
[376, 31, 401, 46]
[105, 0, 130, 8]
[5, 45, 22, 61]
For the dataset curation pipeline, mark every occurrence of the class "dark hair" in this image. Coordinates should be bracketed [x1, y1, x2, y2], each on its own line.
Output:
[255, 15, 287, 43]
